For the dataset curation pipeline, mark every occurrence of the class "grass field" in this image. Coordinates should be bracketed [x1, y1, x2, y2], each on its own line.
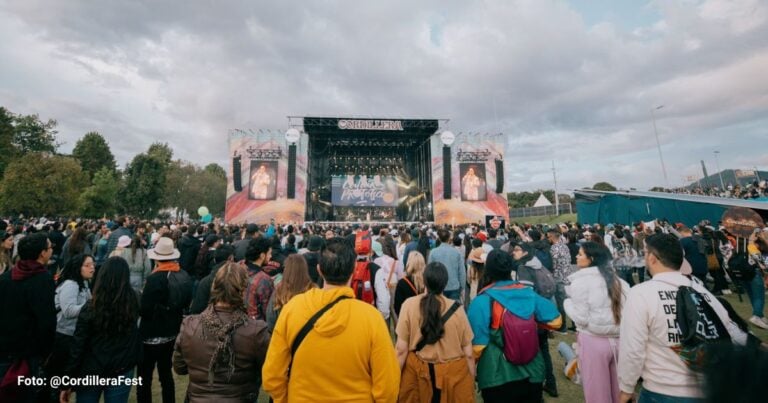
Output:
[122, 288, 766, 403]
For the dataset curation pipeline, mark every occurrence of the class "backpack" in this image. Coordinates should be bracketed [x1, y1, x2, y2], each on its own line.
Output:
[355, 230, 372, 255]
[351, 260, 375, 304]
[674, 283, 731, 372]
[728, 238, 757, 282]
[519, 264, 556, 299]
[533, 248, 553, 271]
[489, 296, 539, 365]
[245, 270, 273, 319]
[166, 270, 192, 312]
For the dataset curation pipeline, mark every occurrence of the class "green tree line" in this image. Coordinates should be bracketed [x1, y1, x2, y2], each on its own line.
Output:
[0, 106, 226, 219]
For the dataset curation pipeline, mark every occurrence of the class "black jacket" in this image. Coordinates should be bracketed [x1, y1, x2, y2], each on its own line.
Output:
[0, 270, 56, 359]
[140, 269, 192, 339]
[303, 252, 321, 285]
[189, 261, 227, 314]
[66, 303, 142, 378]
[178, 235, 201, 274]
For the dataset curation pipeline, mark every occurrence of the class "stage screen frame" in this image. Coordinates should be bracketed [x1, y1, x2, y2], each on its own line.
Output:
[460, 163, 487, 202]
[249, 160, 278, 200]
[331, 175, 399, 207]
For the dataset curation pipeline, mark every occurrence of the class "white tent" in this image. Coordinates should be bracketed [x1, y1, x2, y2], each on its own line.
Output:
[533, 193, 553, 207]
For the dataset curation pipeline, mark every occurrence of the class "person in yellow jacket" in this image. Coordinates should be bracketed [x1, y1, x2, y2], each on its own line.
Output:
[262, 237, 400, 402]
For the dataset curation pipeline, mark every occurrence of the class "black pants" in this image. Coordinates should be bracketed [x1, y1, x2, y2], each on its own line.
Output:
[481, 379, 542, 403]
[43, 333, 73, 403]
[554, 283, 568, 332]
[711, 266, 728, 292]
[538, 331, 556, 388]
[137, 340, 175, 403]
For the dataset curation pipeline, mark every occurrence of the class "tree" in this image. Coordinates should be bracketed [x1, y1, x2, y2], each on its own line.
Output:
[507, 190, 572, 208]
[592, 182, 617, 191]
[72, 132, 116, 180]
[119, 153, 167, 218]
[163, 161, 227, 219]
[0, 107, 15, 177]
[147, 142, 173, 166]
[203, 163, 226, 180]
[79, 167, 120, 218]
[0, 153, 87, 216]
[11, 113, 59, 155]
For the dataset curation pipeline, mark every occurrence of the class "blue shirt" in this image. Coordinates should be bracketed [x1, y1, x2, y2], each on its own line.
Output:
[428, 243, 466, 292]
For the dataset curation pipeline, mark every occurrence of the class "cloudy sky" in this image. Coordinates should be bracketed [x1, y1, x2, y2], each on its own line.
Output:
[1, 0, 766, 192]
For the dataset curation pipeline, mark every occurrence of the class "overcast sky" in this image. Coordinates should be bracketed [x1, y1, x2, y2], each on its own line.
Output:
[1, 0, 766, 193]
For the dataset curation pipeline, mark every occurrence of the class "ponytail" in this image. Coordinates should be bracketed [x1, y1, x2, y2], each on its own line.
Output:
[582, 241, 624, 325]
[420, 262, 449, 345]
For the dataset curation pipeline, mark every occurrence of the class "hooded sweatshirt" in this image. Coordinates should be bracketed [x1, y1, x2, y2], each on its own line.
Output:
[262, 287, 400, 403]
[467, 280, 561, 389]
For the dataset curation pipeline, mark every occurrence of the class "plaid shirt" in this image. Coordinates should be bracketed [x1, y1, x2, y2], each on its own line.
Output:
[245, 262, 274, 321]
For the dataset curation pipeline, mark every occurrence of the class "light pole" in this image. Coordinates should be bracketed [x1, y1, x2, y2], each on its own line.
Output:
[714, 151, 725, 190]
[651, 105, 669, 189]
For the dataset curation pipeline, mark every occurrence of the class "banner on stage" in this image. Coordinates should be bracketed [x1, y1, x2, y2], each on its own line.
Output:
[332, 175, 399, 207]
[460, 163, 487, 201]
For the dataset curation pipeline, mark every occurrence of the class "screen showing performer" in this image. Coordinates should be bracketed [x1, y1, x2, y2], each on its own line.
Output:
[460, 163, 487, 201]
[249, 160, 278, 200]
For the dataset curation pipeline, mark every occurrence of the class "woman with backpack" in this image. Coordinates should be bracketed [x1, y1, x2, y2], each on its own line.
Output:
[59, 256, 141, 403]
[138, 237, 193, 403]
[394, 251, 426, 317]
[468, 250, 561, 403]
[395, 262, 476, 402]
[564, 241, 630, 403]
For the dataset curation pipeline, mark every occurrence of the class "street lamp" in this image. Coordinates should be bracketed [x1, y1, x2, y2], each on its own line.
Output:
[714, 151, 725, 190]
[651, 105, 669, 189]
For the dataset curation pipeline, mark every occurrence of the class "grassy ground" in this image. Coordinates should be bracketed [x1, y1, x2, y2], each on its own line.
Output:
[122, 287, 766, 403]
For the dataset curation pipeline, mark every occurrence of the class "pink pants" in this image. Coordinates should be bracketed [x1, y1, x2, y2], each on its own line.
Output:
[578, 332, 620, 403]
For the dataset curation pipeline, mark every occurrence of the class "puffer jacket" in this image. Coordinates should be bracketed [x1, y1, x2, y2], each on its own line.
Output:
[563, 266, 630, 337]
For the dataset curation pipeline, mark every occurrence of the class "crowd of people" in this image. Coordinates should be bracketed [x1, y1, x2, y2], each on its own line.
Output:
[0, 215, 767, 402]
[657, 179, 768, 200]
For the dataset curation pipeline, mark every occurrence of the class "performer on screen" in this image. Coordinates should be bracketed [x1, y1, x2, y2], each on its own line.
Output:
[251, 164, 272, 199]
[462, 167, 483, 201]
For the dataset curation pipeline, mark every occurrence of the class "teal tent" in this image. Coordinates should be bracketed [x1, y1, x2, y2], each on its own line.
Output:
[575, 190, 768, 227]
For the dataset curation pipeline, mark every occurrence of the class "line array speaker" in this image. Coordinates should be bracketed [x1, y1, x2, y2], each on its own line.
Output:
[287, 144, 297, 199]
[233, 155, 243, 192]
[495, 159, 504, 193]
[443, 146, 452, 199]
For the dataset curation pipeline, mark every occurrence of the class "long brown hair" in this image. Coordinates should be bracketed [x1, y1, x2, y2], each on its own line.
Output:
[210, 262, 247, 310]
[274, 254, 316, 310]
[91, 256, 139, 335]
[405, 251, 426, 293]
[581, 242, 623, 324]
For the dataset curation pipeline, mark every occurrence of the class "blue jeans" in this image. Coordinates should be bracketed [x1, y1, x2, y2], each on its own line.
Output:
[76, 369, 134, 403]
[444, 289, 462, 302]
[638, 387, 704, 403]
[743, 274, 765, 317]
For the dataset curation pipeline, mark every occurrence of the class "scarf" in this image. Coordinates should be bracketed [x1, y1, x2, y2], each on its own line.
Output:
[11, 260, 48, 281]
[152, 261, 180, 274]
[199, 305, 249, 385]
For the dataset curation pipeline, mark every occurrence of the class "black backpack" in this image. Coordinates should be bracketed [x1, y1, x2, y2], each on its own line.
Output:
[675, 282, 731, 372]
[728, 238, 757, 282]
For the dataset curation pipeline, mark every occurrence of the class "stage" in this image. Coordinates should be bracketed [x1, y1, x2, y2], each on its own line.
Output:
[225, 117, 509, 225]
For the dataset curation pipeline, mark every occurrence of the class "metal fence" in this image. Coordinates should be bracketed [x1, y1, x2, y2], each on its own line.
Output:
[508, 203, 574, 218]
